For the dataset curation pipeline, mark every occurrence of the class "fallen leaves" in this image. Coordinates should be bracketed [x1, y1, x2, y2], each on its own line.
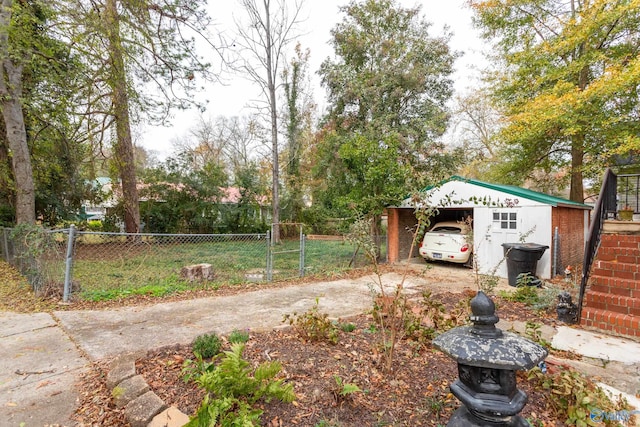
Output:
[0, 261, 58, 313]
[65, 285, 564, 426]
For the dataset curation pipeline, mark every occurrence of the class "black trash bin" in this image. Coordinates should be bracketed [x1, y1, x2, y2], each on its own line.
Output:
[502, 243, 549, 287]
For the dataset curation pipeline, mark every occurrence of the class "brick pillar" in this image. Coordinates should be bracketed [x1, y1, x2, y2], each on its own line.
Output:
[387, 208, 400, 263]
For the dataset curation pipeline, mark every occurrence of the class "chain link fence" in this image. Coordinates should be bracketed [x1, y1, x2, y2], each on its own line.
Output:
[70, 230, 270, 300]
[302, 234, 387, 277]
[2, 226, 388, 302]
[1, 227, 68, 296]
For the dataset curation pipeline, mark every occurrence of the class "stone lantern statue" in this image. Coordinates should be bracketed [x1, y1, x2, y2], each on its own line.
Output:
[433, 291, 548, 426]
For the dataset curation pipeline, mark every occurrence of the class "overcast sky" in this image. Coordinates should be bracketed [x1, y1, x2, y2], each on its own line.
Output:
[139, 0, 487, 159]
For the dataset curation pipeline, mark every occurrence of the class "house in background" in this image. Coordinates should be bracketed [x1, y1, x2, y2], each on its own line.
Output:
[83, 177, 114, 221]
[82, 178, 270, 226]
[387, 176, 592, 280]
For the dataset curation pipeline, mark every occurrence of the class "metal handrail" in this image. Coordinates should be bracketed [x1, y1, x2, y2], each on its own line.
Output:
[577, 168, 617, 320]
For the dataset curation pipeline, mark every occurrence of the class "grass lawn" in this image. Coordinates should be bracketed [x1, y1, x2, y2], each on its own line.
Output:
[70, 237, 368, 301]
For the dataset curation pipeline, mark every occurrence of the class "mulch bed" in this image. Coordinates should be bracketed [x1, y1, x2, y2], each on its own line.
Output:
[73, 292, 563, 426]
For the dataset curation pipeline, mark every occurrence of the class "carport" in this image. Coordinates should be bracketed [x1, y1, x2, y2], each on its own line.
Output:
[386, 176, 592, 280]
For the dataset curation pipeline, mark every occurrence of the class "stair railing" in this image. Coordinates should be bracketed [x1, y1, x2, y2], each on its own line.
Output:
[577, 168, 617, 320]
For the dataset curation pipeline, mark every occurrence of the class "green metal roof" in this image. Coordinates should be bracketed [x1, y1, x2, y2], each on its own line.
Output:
[420, 175, 592, 209]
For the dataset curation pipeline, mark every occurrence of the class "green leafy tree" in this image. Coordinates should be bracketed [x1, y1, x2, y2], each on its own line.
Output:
[316, 0, 458, 236]
[470, 0, 640, 201]
[139, 153, 228, 233]
[0, 0, 96, 226]
[282, 43, 314, 224]
[0, 0, 46, 224]
[56, 0, 221, 232]
[229, 162, 268, 233]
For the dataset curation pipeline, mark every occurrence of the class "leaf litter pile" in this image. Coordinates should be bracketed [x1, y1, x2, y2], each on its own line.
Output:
[74, 292, 562, 426]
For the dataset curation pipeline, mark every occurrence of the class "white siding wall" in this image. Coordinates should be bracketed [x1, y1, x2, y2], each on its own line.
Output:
[473, 205, 552, 280]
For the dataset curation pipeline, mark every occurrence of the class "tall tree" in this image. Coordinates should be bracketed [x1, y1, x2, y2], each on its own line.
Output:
[235, 0, 304, 243]
[0, 0, 102, 226]
[282, 43, 314, 223]
[139, 152, 228, 233]
[0, 0, 38, 224]
[317, 0, 457, 235]
[56, 0, 221, 232]
[470, 0, 640, 201]
[104, 0, 140, 232]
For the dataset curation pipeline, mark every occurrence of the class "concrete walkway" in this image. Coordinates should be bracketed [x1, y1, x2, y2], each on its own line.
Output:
[0, 272, 422, 427]
[1, 269, 639, 426]
[0, 312, 87, 427]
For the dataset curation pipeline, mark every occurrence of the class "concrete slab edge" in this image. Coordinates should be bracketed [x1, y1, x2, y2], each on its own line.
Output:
[596, 383, 640, 427]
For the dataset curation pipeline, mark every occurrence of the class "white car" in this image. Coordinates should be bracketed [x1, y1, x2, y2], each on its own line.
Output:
[418, 221, 472, 265]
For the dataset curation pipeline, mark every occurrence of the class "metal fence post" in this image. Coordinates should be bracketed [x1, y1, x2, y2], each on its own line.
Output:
[1, 227, 8, 262]
[63, 224, 76, 302]
[300, 233, 306, 278]
[266, 231, 272, 282]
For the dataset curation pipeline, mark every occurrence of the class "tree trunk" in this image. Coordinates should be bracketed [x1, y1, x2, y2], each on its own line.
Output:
[569, 61, 588, 203]
[265, 2, 280, 244]
[0, 0, 35, 225]
[569, 134, 584, 202]
[105, 0, 140, 234]
[371, 213, 382, 261]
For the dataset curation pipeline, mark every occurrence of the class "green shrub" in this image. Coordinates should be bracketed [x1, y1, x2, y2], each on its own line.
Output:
[187, 343, 296, 427]
[501, 285, 539, 305]
[228, 329, 250, 344]
[531, 284, 563, 312]
[192, 333, 222, 359]
[339, 322, 356, 333]
[500, 282, 562, 313]
[87, 220, 103, 231]
[515, 272, 537, 287]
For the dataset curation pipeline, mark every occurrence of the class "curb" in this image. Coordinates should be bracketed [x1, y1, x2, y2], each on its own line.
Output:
[107, 355, 190, 427]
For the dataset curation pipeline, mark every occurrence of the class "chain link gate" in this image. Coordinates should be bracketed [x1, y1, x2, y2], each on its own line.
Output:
[267, 223, 305, 281]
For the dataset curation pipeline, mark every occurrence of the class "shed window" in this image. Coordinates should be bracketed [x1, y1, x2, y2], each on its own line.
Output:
[493, 212, 517, 229]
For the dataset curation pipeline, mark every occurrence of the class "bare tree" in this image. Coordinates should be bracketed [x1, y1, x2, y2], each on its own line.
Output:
[175, 115, 266, 180]
[452, 90, 501, 160]
[235, 0, 304, 243]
